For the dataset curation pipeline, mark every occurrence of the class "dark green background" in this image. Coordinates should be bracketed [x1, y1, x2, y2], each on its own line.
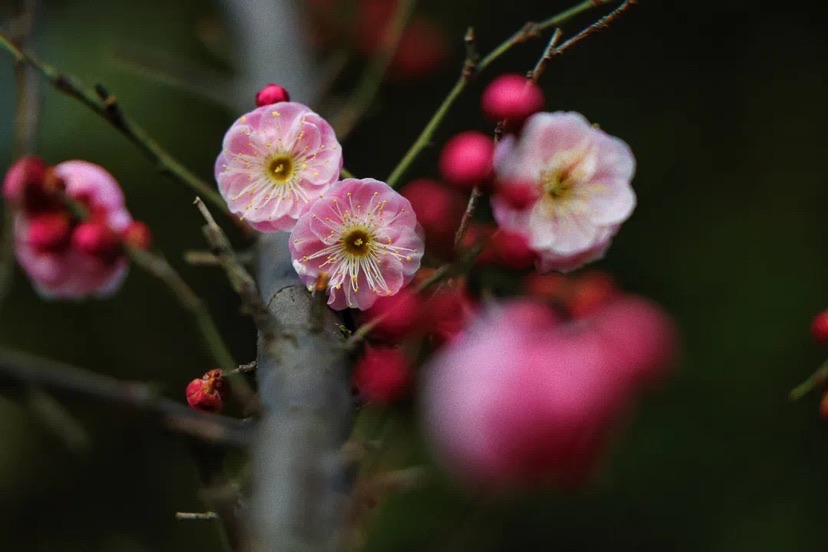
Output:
[1, 0, 827, 549]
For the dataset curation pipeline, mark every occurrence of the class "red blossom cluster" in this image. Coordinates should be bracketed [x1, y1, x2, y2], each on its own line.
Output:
[2, 156, 150, 299]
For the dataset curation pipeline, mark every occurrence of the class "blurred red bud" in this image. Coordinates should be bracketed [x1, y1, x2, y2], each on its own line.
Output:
[811, 310, 828, 345]
[439, 131, 494, 189]
[353, 346, 410, 404]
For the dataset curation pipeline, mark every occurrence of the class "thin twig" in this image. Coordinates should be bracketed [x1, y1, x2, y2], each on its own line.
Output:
[330, 0, 417, 139]
[0, 349, 250, 446]
[541, 0, 637, 68]
[176, 511, 220, 521]
[790, 360, 828, 401]
[529, 28, 563, 82]
[0, 33, 230, 214]
[0, 0, 40, 317]
[126, 247, 238, 373]
[194, 198, 285, 360]
[385, 0, 622, 188]
[453, 186, 484, 252]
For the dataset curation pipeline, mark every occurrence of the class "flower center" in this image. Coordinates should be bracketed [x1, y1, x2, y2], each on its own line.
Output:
[541, 167, 574, 201]
[341, 228, 373, 257]
[267, 155, 294, 183]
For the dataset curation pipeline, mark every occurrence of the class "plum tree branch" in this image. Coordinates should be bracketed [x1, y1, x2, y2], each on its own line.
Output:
[0, 32, 230, 214]
[385, 0, 631, 188]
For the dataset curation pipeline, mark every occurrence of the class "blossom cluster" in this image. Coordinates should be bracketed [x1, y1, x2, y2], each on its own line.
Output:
[215, 98, 424, 311]
[3, 156, 149, 299]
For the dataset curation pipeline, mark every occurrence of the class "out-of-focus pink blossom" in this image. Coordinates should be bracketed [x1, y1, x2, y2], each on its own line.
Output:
[12, 160, 133, 299]
[492, 112, 636, 272]
[481, 74, 545, 124]
[587, 295, 679, 386]
[290, 178, 424, 310]
[215, 102, 342, 232]
[423, 298, 676, 490]
[353, 346, 411, 403]
[26, 212, 72, 254]
[487, 229, 536, 270]
[439, 131, 494, 189]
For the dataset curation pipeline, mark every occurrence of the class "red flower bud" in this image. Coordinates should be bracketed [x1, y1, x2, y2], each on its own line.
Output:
[811, 310, 828, 345]
[122, 221, 152, 251]
[2, 155, 47, 204]
[353, 347, 410, 404]
[439, 131, 494, 189]
[488, 229, 535, 270]
[71, 222, 122, 262]
[186, 369, 226, 413]
[481, 74, 545, 124]
[400, 179, 465, 259]
[363, 286, 424, 341]
[26, 212, 73, 254]
[255, 84, 290, 107]
[569, 271, 619, 319]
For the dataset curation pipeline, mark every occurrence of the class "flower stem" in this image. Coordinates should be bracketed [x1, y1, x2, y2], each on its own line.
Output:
[0, 32, 230, 215]
[385, 0, 618, 188]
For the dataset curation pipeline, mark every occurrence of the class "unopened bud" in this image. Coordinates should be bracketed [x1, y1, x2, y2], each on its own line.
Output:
[72, 222, 122, 262]
[812, 310, 828, 345]
[122, 221, 152, 251]
[185, 369, 226, 413]
[255, 84, 290, 107]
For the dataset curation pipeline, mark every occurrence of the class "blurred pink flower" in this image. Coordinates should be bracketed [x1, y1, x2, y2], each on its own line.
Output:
[492, 112, 636, 272]
[214, 102, 342, 232]
[13, 161, 133, 299]
[423, 298, 676, 490]
[289, 178, 424, 310]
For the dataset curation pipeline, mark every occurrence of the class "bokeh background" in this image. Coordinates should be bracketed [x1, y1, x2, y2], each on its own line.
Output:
[1, 0, 827, 549]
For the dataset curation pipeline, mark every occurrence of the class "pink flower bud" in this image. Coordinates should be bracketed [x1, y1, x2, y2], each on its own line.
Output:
[363, 286, 424, 341]
[186, 369, 226, 413]
[353, 346, 410, 404]
[388, 18, 449, 80]
[481, 74, 545, 124]
[122, 221, 152, 251]
[811, 310, 828, 345]
[439, 131, 494, 189]
[2, 155, 47, 204]
[255, 83, 291, 107]
[71, 222, 122, 262]
[400, 179, 465, 259]
[26, 212, 72, 254]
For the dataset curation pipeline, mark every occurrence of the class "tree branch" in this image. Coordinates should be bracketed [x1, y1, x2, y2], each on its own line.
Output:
[0, 33, 230, 214]
[385, 0, 629, 187]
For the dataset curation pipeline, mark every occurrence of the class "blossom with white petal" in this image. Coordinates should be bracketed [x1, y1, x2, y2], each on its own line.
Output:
[214, 102, 343, 232]
[492, 111, 636, 272]
[289, 178, 424, 311]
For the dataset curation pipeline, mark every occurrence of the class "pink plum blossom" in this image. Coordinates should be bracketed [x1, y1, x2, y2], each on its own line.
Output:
[422, 298, 674, 490]
[215, 102, 343, 232]
[289, 178, 424, 310]
[492, 112, 636, 272]
[13, 161, 133, 299]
